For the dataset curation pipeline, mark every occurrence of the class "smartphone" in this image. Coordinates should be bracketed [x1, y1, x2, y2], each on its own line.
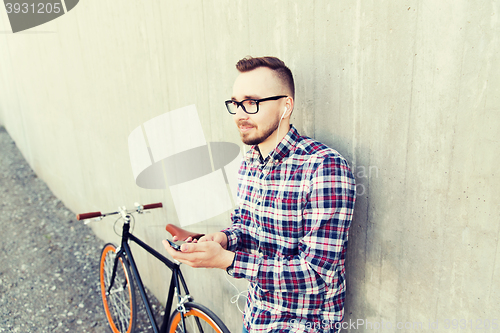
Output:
[166, 239, 182, 251]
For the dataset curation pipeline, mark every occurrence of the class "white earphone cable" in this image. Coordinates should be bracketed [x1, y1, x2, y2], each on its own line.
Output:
[224, 271, 249, 314]
[226, 106, 286, 315]
[275, 107, 287, 149]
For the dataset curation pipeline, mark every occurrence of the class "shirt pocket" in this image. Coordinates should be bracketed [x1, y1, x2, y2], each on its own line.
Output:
[267, 190, 306, 243]
[272, 190, 303, 211]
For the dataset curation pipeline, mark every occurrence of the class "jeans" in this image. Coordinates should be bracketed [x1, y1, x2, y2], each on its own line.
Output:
[241, 323, 340, 332]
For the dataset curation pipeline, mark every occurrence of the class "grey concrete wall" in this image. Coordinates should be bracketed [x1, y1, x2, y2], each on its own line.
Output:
[1, 1, 498, 332]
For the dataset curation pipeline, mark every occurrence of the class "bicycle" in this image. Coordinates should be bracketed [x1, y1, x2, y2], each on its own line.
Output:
[76, 202, 230, 333]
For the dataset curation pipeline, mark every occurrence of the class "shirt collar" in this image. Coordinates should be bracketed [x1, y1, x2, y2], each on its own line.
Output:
[245, 125, 300, 165]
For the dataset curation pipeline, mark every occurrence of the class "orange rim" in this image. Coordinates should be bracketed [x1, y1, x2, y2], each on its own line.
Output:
[169, 308, 223, 333]
[100, 245, 134, 333]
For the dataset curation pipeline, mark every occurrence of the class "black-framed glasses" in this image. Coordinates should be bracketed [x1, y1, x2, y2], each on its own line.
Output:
[225, 95, 288, 114]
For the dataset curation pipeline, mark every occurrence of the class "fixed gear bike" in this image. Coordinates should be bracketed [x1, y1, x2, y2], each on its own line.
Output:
[76, 202, 230, 333]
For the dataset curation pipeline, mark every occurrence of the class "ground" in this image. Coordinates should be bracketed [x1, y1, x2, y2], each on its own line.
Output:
[0, 127, 163, 332]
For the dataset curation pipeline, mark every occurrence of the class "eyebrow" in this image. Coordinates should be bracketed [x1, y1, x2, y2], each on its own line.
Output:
[231, 95, 262, 101]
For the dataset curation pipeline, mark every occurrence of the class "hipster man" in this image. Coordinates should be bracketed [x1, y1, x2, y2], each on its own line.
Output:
[164, 56, 356, 332]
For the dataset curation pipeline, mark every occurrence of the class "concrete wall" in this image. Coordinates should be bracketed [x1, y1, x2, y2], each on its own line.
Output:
[1, 1, 498, 332]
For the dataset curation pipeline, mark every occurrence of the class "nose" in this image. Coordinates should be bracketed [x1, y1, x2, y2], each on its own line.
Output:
[233, 105, 248, 119]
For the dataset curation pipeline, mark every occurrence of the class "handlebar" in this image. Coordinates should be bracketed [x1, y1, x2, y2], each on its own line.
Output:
[76, 202, 163, 221]
[143, 202, 163, 210]
[76, 211, 102, 220]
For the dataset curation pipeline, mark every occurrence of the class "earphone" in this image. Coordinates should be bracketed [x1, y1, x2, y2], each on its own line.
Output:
[275, 106, 288, 148]
[280, 107, 287, 120]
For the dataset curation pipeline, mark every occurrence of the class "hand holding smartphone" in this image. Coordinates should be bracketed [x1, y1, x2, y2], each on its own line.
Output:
[166, 239, 182, 251]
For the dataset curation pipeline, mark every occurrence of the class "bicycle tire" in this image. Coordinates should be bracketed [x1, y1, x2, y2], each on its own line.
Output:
[168, 302, 230, 333]
[100, 243, 137, 333]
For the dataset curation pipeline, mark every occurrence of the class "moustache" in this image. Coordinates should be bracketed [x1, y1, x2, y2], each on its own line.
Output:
[237, 121, 255, 127]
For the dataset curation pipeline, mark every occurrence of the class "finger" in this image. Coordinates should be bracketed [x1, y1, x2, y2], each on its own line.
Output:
[197, 235, 208, 242]
[180, 243, 191, 252]
[172, 236, 179, 242]
[180, 242, 204, 252]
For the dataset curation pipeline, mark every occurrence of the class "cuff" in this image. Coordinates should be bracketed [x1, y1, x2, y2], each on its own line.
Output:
[225, 254, 236, 275]
[222, 229, 239, 252]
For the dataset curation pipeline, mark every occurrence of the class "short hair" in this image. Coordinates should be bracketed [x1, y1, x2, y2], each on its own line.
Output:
[235, 56, 295, 98]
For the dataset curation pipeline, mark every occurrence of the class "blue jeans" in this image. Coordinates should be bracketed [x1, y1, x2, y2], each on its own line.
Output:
[242, 323, 338, 332]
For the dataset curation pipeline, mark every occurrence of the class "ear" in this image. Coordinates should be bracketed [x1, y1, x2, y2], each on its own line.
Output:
[283, 96, 294, 119]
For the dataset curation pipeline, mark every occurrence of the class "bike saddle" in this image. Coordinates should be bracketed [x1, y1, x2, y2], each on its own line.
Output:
[166, 224, 205, 240]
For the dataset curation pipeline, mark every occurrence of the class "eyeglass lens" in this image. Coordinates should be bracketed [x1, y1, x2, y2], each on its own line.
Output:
[227, 100, 258, 114]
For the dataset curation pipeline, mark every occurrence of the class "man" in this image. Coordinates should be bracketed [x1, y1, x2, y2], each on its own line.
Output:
[163, 56, 356, 332]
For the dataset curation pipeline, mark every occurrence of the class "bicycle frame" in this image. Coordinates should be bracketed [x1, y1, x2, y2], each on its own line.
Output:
[110, 217, 190, 333]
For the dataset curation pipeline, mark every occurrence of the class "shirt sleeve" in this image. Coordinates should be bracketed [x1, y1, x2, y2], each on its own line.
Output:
[222, 208, 244, 252]
[228, 156, 356, 294]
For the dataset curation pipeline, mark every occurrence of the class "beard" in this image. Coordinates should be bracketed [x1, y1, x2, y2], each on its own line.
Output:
[239, 116, 280, 146]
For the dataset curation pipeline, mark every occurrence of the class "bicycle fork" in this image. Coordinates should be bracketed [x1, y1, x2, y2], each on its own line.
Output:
[165, 268, 204, 333]
[106, 247, 125, 295]
[172, 275, 206, 333]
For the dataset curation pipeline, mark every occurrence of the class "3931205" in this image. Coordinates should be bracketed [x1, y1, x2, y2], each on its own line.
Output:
[5, 3, 62, 14]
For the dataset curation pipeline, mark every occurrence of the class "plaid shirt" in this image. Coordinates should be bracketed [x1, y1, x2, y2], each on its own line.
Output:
[223, 125, 356, 332]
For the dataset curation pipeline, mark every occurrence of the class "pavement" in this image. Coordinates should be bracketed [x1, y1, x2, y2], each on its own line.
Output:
[0, 126, 162, 332]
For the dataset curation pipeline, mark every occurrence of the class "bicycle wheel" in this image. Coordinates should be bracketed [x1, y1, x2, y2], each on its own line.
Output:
[168, 302, 230, 333]
[100, 243, 137, 333]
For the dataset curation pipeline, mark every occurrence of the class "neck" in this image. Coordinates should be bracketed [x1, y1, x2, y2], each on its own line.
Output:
[258, 122, 290, 158]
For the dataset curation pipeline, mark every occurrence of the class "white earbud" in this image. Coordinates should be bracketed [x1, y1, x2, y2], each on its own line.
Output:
[280, 107, 287, 120]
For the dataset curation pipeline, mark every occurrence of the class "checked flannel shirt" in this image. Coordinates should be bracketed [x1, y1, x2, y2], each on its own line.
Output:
[222, 125, 356, 332]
